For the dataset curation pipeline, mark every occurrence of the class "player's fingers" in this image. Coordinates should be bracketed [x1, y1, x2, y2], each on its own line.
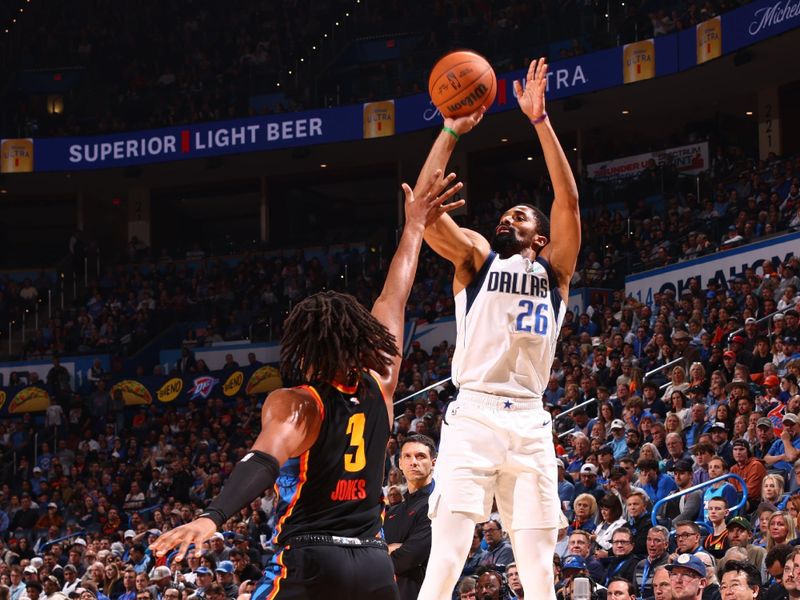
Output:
[439, 199, 466, 214]
[513, 80, 523, 99]
[427, 168, 444, 190]
[152, 534, 174, 557]
[539, 63, 549, 89]
[430, 173, 457, 199]
[436, 181, 463, 204]
[173, 539, 192, 563]
[401, 182, 413, 201]
[536, 57, 546, 80]
[527, 58, 537, 80]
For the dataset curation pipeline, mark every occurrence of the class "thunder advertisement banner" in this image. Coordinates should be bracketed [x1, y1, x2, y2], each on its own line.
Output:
[586, 142, 710, 181]
[0, 363, 282, 417]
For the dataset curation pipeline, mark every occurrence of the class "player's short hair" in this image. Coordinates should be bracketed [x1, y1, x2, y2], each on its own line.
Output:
[401, 434, 437, 459]
[516, 203, 551, 242]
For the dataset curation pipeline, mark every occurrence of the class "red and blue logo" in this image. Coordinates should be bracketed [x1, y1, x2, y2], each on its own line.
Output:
[189, 376, 219, 400]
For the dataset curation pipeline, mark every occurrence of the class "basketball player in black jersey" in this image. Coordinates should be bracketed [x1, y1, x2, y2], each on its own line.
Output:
[150, 169, 465, 600]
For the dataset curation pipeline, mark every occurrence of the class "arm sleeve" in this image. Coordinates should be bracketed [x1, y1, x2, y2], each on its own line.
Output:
[202, 451, 280, 528]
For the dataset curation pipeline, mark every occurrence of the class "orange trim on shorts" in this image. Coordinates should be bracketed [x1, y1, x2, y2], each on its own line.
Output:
[273, 451, 310, 542]
[296, 384, 325, 420]
[266, 549, 287, 600]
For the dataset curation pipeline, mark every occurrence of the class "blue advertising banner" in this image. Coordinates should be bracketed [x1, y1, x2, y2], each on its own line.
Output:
[32, 106, 361, 171]
[724, 0, 800, 52]
[5, 0, 797, 173]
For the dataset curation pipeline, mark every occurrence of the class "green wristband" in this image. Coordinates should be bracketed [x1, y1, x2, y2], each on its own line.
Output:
[442, 126, 460, 141]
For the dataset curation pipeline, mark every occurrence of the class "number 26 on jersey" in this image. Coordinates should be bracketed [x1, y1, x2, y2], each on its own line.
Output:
[515, 300, 548, 334]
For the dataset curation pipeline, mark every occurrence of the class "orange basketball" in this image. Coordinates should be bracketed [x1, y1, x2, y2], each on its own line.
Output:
[428, 50, 497, 118]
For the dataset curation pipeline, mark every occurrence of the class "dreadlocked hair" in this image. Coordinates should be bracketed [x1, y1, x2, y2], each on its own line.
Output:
[280, 291, 399, 386]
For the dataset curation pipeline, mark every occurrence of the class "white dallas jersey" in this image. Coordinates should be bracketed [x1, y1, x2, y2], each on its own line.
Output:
[451, 251, 566, 399]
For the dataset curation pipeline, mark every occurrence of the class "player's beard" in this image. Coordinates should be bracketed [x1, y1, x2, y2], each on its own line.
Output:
[491, 231, 524, 257]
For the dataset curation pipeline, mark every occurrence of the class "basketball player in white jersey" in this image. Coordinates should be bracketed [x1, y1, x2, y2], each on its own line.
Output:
[415, 58, 580, 600]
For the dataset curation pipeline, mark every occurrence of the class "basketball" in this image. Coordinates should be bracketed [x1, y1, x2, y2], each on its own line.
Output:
[428, 50, 497, 118]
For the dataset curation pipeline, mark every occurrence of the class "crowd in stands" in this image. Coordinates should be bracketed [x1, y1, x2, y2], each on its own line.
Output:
[1, 0, 752, 136]
[6, 139, 795, 364]
[0, 142, 799, 598]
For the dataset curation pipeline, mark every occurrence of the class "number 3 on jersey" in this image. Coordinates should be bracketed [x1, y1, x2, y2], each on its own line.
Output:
[515, 300, 548, 334]
[344, 413, 367, 472]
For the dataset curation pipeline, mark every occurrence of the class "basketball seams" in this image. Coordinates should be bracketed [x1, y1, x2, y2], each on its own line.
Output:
[430, 63, 492, 106]
[428, 50, 497, 117]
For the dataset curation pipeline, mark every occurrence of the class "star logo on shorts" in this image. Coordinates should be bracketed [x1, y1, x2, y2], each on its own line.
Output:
[503, 400, 513, 409]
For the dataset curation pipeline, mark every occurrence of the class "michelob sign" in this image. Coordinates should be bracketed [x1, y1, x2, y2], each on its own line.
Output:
[1, 138, 34, 173]
[697, 17, 723, 64]
[622, 40, 655, 83]
[363, 100, 395, 139]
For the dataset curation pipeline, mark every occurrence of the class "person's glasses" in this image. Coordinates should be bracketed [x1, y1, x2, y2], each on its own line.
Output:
[675, 532, 698, 539]
[612, 540, 632, 545]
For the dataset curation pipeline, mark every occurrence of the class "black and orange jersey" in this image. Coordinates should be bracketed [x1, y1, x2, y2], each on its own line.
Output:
[272, 372, 390, 545]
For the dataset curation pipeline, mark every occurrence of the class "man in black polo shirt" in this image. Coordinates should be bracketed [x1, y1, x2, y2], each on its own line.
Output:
[385, 434, 437, 600]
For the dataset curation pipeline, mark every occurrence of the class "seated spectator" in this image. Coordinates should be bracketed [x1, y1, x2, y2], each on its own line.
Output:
[633, 525, 670, 599]
[566, 530, 606, 583]
[637, 458, 678, 504]
[568, 493, 598, 535]
[604, 527, 639, 586]
[766, 511, 797, 551]
[594, 494, 626, 559]
[479, 519, 514, 571]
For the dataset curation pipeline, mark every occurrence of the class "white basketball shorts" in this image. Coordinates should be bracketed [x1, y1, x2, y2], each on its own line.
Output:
[429, 388, 560, 530]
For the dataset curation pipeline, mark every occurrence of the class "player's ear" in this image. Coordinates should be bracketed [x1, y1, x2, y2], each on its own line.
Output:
[533, 233, 549, 251]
